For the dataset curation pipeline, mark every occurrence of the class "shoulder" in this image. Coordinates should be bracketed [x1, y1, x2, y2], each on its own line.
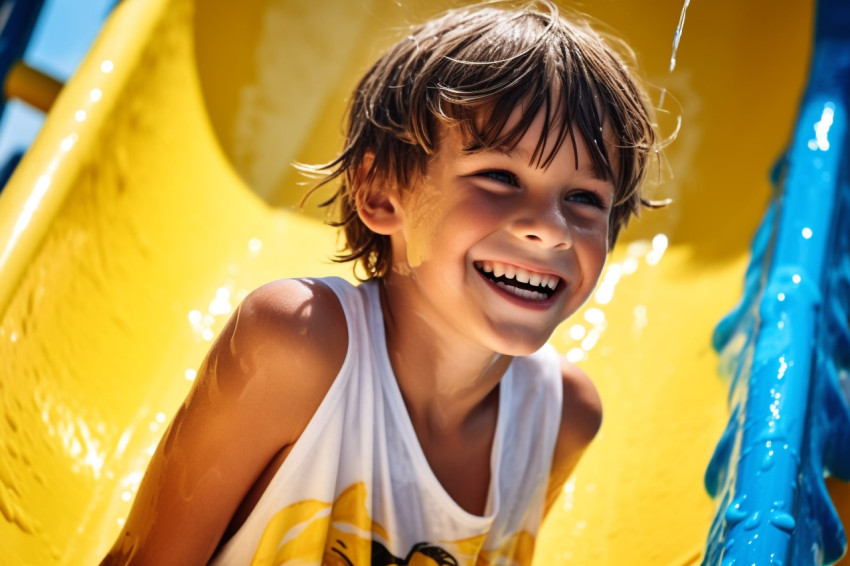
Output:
[235, 278, 348, 356]
[215, 278, 349, 441]
[519, 346, 602, 444]
[556, 358, 603, 447]
[543, 357, 602, 512]
[99, 279, 351, 565]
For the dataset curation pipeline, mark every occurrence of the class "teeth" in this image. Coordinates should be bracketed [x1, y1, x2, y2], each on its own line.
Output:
[496, 282, 547, 301]
[475, 261, 561, 297]
[539, 275, 558, 290]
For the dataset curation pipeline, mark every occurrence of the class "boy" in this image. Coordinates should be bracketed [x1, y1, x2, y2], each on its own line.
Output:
[102, 1, 658, 564]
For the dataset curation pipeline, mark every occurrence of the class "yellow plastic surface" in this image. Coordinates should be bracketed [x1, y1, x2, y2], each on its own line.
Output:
[1, 0, 844, 564]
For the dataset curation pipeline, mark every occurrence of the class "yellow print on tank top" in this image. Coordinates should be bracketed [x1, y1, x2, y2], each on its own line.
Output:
[248, 482, 535, 565]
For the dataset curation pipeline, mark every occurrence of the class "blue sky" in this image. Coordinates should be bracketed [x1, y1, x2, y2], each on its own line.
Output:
[0, 0, 115, 170]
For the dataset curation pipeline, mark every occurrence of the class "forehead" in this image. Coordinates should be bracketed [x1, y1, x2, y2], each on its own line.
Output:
[441, 101, 618, 182]
[426, 119, 616, 195]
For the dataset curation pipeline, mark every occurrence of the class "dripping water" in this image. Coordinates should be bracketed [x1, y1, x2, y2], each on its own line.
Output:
[659, 0, 692, 110]
[669, 0, 691, 73]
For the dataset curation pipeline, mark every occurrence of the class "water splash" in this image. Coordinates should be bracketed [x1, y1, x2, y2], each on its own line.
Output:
[669, 0, 692, 73]
[658, 0, 692, 111]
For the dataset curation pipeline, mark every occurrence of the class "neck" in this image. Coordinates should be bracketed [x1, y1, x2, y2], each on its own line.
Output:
[377, 277, 512, 435]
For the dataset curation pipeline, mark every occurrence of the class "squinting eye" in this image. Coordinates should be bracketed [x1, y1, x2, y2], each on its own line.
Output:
[479, 170, 519, 186]
[566, 191, 605, 208]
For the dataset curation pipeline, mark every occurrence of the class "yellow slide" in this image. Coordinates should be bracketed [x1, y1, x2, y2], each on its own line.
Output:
[1, 0, 844, 564]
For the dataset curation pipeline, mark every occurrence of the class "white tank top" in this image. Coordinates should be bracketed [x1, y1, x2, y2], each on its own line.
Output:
[210, 277, 563, 566]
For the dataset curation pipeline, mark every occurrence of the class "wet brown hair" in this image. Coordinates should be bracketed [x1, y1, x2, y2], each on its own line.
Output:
[303, 0, 662, 279]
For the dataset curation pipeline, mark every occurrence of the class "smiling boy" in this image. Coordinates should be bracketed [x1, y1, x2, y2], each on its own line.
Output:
[102, 2, 659, 565]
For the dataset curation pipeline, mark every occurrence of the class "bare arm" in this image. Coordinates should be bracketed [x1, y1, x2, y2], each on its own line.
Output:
[100, 279, 347, 566]
[544, 358, 603, 515]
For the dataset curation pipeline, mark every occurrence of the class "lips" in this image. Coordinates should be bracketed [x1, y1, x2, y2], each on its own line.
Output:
[473, 260, 562, 301]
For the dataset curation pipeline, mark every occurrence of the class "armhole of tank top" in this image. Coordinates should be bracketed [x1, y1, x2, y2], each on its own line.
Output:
[542, 343, 565, 468]
[538, 344, 565, 520]
[511, 344, 564, 535]
[260, 276, 359, 487]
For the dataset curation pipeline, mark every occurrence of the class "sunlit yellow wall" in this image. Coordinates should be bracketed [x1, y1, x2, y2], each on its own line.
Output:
[2, 0, 841, 565]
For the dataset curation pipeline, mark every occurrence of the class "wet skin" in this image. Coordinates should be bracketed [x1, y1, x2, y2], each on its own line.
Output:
[100, 109, 606, 565]
[360, 109, 610, 518]
[372, 112, 614, 362]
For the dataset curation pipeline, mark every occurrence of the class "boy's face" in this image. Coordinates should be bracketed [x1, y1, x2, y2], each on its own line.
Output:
[385, 109, 614, 356]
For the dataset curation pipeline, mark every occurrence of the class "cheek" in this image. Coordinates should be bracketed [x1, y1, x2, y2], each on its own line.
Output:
[574, 225, 610, 276]
[401, 192, 449, 268]
[400, 188, 506, 269]
[573, 217, 610, 247]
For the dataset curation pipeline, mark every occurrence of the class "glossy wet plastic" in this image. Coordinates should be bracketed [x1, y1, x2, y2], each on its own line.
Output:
[704, 0, 850, 563]
[0, 0, 845, 564]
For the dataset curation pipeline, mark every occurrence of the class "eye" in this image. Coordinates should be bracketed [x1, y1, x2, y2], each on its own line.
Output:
[477, 170, 519, 187]
[565, 190, 606, 209]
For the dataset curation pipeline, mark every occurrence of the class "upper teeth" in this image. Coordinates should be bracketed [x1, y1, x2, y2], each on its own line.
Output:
[475, 260, 559, 290]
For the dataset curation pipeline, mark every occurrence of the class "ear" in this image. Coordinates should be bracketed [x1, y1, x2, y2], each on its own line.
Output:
[357, 185, 403, 236]
[354, 152, 404, 236]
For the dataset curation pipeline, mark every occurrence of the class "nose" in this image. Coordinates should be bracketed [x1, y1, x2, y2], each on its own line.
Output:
[510, 201, 573, 250]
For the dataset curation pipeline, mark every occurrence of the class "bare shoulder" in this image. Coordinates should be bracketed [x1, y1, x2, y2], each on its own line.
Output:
[237, 277, 347, 343]
[230, 278, 349, 434]
[544, 358, 602, 513]
[556, 358, 603, 448]
[237, 278, 348, 372]
[99, 278, 349, 565]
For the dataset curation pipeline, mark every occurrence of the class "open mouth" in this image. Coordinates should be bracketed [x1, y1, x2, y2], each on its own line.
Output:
[474, 260, 561, 301]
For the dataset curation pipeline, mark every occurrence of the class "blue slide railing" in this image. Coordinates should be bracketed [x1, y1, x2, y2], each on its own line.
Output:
[703, 0, 850, 564]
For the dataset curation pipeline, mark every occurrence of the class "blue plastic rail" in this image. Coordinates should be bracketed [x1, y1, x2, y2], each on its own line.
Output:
[703, 0, 850, 564]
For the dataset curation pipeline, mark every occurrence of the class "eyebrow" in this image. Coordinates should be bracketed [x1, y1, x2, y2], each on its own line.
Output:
[465, 142, 612, 182]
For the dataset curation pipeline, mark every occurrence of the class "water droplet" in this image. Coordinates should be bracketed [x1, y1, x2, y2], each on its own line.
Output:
[761, 451, 775, 471]
[566, 347, 584, 363]
[769, 512, 795, 533]
[569, 324, 586, 340]
[743, 511, 761, 530]
[725, 500, 747, 524]
[584, 308, 605, 325]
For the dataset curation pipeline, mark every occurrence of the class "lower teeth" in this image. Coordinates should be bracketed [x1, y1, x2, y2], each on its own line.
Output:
[496, 281, 547, 301]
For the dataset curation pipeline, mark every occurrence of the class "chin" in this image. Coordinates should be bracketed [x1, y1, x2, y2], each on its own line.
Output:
[491, 333, 552, 357]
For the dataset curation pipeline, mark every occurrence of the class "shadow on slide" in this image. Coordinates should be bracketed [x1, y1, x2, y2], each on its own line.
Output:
[0, 0, 846, 564]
